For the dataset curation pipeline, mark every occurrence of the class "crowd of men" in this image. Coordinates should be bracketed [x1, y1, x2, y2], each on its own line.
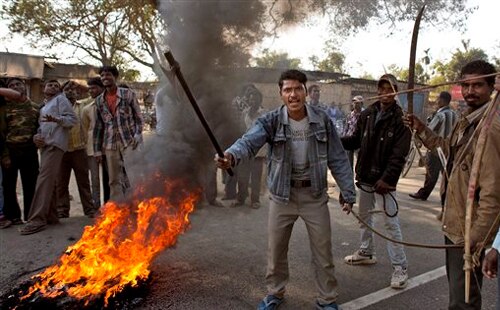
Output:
[0, 65, 143, 235]
[1, 59, 499, 310]
[216, 60, 500, 310]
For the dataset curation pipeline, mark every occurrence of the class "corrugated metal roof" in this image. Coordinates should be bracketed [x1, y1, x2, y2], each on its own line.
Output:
[0, 52, 45, 79]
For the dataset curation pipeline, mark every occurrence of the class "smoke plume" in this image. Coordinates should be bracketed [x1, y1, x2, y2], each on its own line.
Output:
[127, 1, 313, 200]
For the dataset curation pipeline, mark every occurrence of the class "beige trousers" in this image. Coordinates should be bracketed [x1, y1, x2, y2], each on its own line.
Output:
[266, 188, 339, 304]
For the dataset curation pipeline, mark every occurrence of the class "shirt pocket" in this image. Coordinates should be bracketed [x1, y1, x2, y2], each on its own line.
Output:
[314, 130, 328, 159]
[270, 134, 286, 162]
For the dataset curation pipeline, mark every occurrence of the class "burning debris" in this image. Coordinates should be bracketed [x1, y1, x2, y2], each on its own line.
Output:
[1, 276, 150, 310]
[1, 177, 200, 309]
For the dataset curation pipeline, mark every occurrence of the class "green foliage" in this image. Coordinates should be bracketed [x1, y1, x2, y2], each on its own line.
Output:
[432, 40, 489, 81]
[253, 49, 301, 69]
[1, 0, 166, 79]
[427, 74, 448, 93]
[2, 0, 471, 80]
[493, 57, 500, 71]
[387, 41, 493, 87]
[119, 68, 141, 82]
[387, 63, 428, 84]
[266, 0, 471, 36]
[309, 50, 345, 73]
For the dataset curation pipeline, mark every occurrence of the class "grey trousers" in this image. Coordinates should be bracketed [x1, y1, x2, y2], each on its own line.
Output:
[104, 145, 131, 202]
[266, 188, 339, 304]
[27, 146, 64, 225]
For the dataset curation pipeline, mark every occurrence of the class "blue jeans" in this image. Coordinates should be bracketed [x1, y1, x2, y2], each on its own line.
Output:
[358, 187, 407, 268]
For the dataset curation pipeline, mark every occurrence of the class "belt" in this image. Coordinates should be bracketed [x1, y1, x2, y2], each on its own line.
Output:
[290, 179, 311, 188]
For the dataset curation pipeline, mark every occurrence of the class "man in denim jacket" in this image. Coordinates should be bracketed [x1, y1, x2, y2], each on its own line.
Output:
[216, 69, 355, 310]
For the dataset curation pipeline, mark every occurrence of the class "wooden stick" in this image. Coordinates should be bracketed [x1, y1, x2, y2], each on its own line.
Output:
[407, 4, 426, 114]
[364, 72, 500, 103]
[163, 50, 234, 176]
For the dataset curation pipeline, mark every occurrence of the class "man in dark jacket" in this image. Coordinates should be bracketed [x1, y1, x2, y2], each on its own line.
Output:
[341, 74, 411, 289]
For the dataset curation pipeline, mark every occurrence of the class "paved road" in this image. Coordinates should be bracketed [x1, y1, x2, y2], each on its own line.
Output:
[0, 162, 497, 309]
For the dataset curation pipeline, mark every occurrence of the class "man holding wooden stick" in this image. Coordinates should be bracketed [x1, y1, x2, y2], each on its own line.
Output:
[215, 70, 355, 310]
[405, 60, 500, 309]
[482, 73, 500, 310]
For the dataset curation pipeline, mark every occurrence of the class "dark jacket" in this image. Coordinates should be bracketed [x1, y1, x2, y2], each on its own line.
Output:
[341, 101, 411, 187]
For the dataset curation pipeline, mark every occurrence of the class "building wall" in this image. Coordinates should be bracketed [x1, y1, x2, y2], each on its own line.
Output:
[253, 82, 352, 113]
[0, 52, 44, 79]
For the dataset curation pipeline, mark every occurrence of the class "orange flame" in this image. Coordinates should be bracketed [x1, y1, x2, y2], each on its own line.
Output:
[22, 178, 200, 305]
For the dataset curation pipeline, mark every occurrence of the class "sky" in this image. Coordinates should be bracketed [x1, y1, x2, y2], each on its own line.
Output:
[0, 0, 498, 81]
[255, 0, 499, 78]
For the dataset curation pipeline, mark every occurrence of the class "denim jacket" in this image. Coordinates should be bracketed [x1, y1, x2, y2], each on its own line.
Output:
[226, 104, 356, 204]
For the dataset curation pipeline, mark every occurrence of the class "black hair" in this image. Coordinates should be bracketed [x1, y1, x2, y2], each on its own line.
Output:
[87, 77, 104, 88]
[439, 91, 452, 104]
[61, 80, 80, 91]
[244, 84, 263, 106]
[6, 77, 24, 87]
[308, 84, 320, 93]
[460, 60, 496, 86]
[45, 79, 60, 87]
[278, 69, 307, 91]
[239, 83, 256, 96]
[61, 80, 72, 90]
[99, 65, 120, 77]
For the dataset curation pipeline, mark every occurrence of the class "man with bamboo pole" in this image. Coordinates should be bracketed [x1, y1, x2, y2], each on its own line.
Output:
[405, 60, 500, 309]
[482, 74, 500, 310]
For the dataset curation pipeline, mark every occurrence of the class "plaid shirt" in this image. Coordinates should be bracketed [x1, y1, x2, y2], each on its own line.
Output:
[93, 87, 143, 155]
[226, 104, 356, 204]
[343, 110, 361, 137]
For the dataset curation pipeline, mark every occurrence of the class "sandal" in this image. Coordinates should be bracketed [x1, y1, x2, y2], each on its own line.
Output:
[11, 218, 24, 225]
[258, 295, 283, 310]
[19, 223, 46, 235]
[0, 219, 12, 229]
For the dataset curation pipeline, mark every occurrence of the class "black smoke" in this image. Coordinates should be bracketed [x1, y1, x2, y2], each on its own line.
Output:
[128, 1, 274, 198]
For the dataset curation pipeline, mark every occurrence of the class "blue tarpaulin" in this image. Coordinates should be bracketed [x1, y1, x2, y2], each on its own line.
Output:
[397, 93, 426, 120]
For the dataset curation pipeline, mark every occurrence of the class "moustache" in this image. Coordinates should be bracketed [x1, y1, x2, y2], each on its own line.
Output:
[464, 95, 479, 100]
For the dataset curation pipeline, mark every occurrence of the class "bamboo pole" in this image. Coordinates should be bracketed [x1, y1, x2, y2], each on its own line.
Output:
[463, 91, 500, 303]
[364, 72, 500, 103]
